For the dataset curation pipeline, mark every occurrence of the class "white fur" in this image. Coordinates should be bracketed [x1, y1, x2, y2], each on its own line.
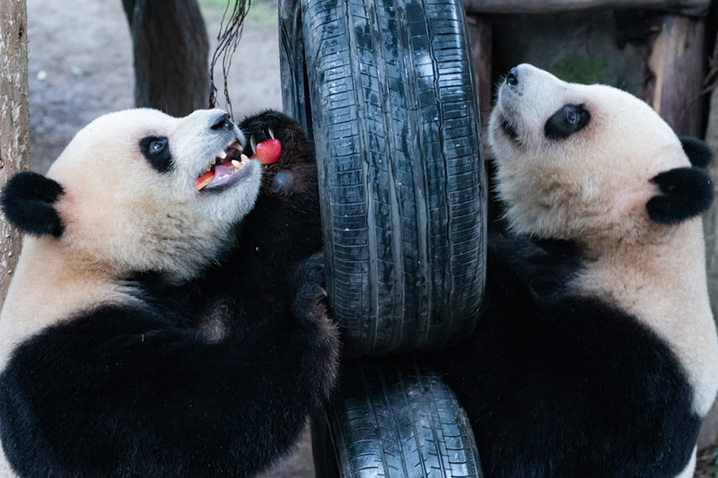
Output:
[675, 446, 697, 478]
[0, 451, 17, 478]
[488, 64, 718, 416]
[0, 108, 262, 370]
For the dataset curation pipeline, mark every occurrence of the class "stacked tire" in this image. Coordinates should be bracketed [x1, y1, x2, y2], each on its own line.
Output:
[279, 0, 486, 473]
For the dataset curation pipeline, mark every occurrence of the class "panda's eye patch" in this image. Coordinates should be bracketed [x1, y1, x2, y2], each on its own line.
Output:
[140, 135, 174, 173]
[545, 104, 590, 140]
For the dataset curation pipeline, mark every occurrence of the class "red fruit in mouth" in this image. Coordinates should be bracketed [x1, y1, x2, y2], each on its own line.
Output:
[255, 139, 281, 164]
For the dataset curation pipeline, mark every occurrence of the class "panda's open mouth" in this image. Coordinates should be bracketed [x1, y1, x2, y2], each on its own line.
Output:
[195, 140, 251, 191]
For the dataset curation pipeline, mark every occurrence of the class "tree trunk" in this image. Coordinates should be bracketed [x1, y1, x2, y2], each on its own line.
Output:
[0, 0, 29, 308]
[122, 0, 210, 117]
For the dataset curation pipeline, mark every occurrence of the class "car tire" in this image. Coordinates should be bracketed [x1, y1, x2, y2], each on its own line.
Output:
[311, 358, 483, 478]
[279, 0, 487, 356]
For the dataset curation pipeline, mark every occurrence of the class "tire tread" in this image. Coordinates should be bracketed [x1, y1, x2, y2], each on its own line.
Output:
[320, 360, 483, 478]
[284, 0, 486, 355]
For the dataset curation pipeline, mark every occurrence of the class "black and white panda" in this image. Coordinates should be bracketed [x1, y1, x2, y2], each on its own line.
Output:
[440, 64, 718, 478]
[0, 108, 339, 477]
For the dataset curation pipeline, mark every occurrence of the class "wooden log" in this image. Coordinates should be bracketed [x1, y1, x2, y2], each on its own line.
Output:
[462, 0, 710, 17]
[0, 0, 29, 310]
[468, 15, 492, 128]
[642, 14, 706, 136]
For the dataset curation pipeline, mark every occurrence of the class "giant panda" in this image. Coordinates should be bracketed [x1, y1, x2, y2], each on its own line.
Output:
[0, 108, 339, 477]
[440, 64, 718, 478]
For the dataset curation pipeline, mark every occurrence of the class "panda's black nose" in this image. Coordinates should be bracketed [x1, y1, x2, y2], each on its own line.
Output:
[506, 67, 519, 87]
[211, 113, 233, 131]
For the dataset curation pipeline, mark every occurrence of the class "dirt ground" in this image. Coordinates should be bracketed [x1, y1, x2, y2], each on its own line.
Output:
[25, 0, 313, 476]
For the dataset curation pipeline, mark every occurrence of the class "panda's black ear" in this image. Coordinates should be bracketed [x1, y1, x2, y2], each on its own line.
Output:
[647, 167, 714, 225]
[1, 172, 65, 237]
[679, 136, 713, 169]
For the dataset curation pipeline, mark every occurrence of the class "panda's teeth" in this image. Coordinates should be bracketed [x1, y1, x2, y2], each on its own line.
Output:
[241, 154, 250, 163]
[231, 160, 241, 170]
[230, 141, 242, 151]
[217, 150, 228, 160]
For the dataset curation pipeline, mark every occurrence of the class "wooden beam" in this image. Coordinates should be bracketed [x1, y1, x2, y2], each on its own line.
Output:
[462, 0, 710, 17]
[643, 14, 706, 136]
[0, 0, 29, 308]
[468, 15, 492, 128]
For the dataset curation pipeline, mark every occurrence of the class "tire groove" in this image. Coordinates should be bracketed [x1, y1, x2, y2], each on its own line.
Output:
[402, 0, 433, 350]
[365, 0, 404, 352]
[344, 0, 377, 349]
[424, 0, 455, 341]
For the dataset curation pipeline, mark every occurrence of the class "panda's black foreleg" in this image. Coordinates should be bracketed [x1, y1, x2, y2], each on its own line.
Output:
[289, 252, 341, 401]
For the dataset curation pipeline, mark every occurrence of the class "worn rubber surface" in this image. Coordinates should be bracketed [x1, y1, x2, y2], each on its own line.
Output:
[312, 358, 483, 478]
[279, 0, 486, 356]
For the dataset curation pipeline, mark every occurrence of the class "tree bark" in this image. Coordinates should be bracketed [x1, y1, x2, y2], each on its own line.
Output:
[0, 0, 29, 308]
[122, 0, 210, 117]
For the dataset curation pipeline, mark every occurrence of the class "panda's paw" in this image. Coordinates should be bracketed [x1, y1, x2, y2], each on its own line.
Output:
[291, 252, 327, 312]
[238, 110, 306, 158]
[290, 252, 341, 396]
[238, 110, 315, 196]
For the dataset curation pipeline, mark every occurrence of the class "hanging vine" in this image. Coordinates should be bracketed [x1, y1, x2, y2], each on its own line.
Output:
[209, 0, 252, 117]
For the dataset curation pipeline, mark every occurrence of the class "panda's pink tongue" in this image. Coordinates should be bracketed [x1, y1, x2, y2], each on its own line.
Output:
[214, 164, 231, 179]
[204, 164, 233, 190]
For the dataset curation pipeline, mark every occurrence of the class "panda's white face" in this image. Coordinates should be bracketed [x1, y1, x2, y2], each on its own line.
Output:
[489, 64, 690, 244]
[46, 108, 262, 280]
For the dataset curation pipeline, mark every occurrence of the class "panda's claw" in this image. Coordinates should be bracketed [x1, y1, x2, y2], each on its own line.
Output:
[268, 128, 275, 140]
[250, 135, 257, 155]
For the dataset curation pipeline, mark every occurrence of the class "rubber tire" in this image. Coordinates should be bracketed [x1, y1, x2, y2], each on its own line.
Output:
[311, 358, 483, 478]
[279, 0, 487, 356]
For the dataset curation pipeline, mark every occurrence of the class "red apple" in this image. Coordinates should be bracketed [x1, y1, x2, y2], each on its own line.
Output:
[255, 139, 281, 164]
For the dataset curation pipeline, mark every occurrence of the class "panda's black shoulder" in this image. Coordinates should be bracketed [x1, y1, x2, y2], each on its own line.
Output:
[438, 234, 700, 476]
[485, 234, 583, 303]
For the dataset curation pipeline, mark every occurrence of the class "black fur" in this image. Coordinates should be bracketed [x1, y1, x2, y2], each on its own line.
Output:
[435, 235, 700, 478]
[679, 136, 713, 169]
[0, 171, 64, 237]
[544, 104, 591, 140]
[647, 167, 714, 225]
[0, 111, 339, 477]
[139, 135, 173, 173]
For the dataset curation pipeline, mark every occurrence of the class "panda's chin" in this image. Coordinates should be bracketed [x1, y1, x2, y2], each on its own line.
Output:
[500, 115, 520, 143]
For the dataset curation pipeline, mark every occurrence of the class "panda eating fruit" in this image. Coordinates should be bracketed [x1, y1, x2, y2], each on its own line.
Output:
[440, 64, 718, 478]
[0, 108, 339, 477]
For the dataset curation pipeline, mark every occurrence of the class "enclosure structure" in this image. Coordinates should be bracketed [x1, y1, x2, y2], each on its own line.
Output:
[464, 0, 718, 450]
